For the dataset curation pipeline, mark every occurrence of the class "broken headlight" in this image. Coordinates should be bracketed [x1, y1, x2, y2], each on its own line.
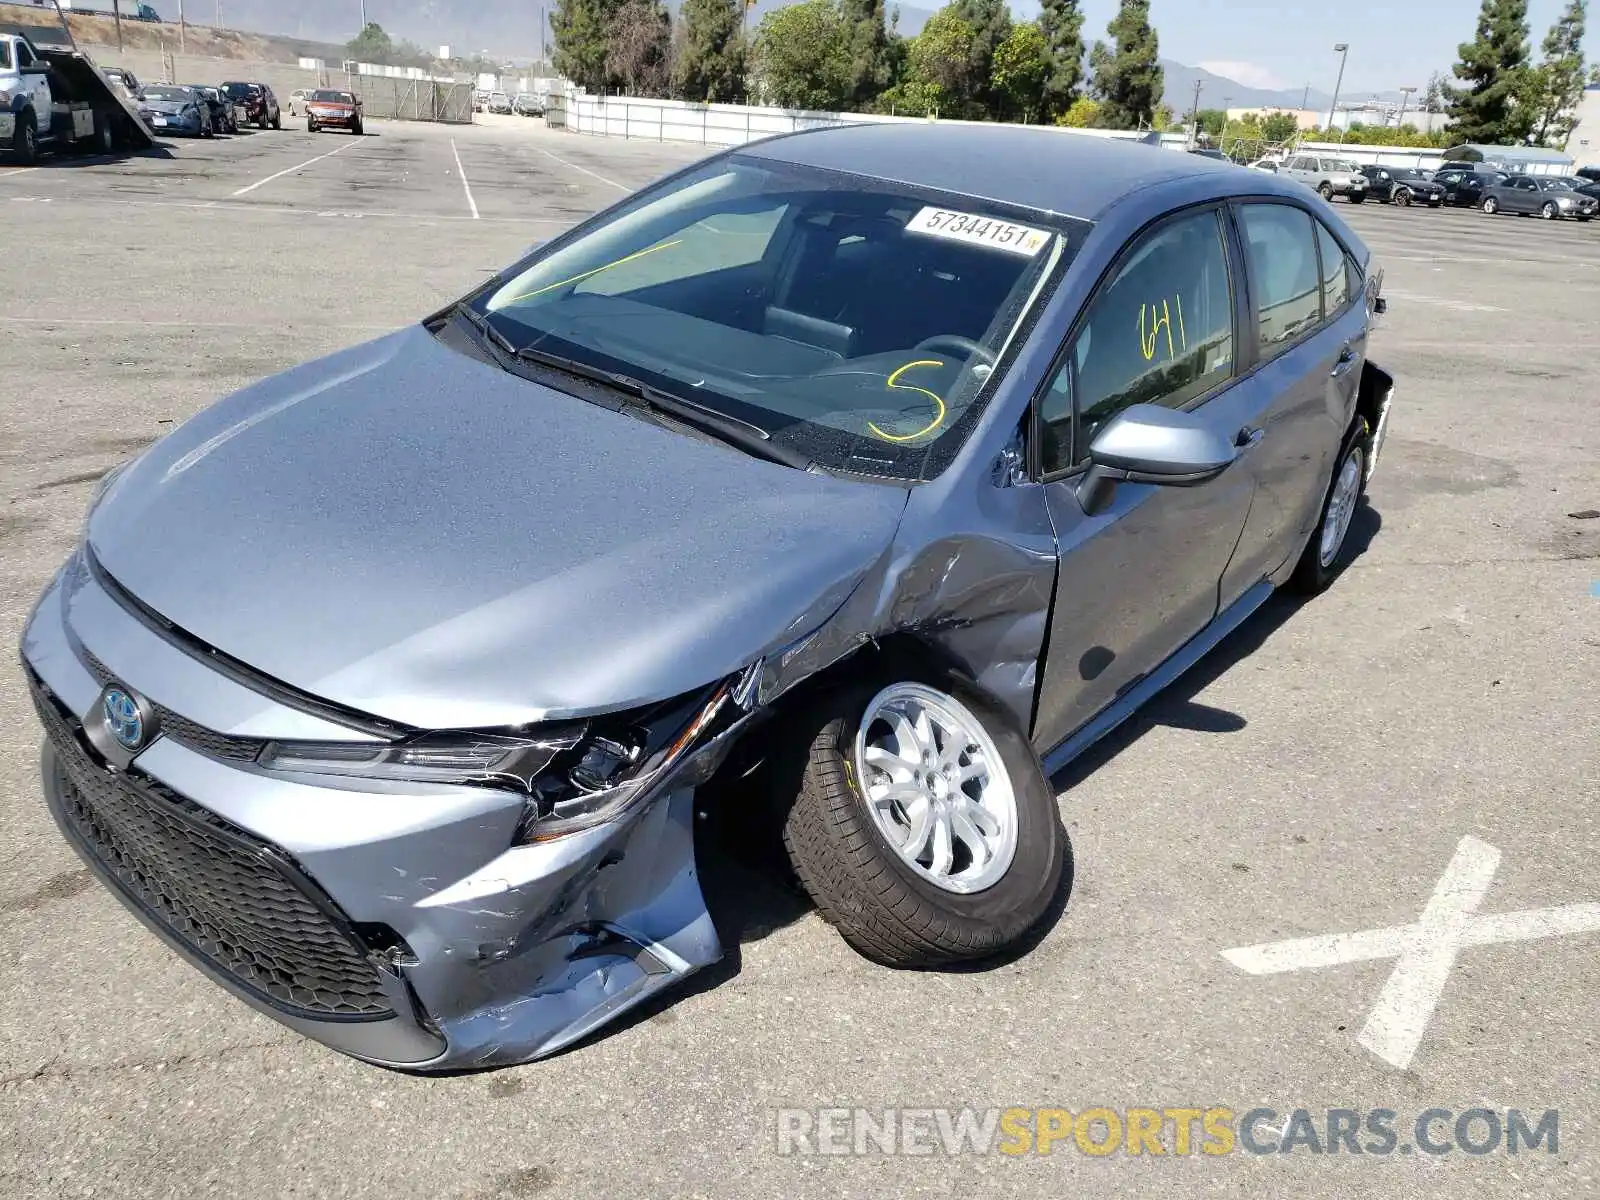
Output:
[256, 677, 742, 841]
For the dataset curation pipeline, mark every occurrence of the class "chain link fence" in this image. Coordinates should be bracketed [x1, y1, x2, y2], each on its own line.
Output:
[341, 76, 474, 124]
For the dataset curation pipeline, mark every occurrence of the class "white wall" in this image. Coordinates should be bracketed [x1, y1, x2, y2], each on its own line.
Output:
[1565, 84, 1600, 168]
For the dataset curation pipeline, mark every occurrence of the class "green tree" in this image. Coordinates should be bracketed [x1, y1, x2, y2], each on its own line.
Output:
[1446, 0, 1535, 143]
[1195, 107, 1227, 135]
[1054, 94, 1100, 126]
[841, 0, 894, 107]
[1261, 110, 1299, 142]
[1590, 61, 1600, 83]
[952, 0, 1013, 115]
[1036, 0, 1086, 119]
[908, 8, 981, 115]
[991, 20, 1049, 122]
[1526, 0, 1587, 145]
[1088, 0, 1163, 129]
[875, 77, 944, 115]
[1423, 69, 1448, 113]
[552, 0, 626, 91]
[676, 0, 747, 102]
[755, 0, 852, 110]
[346, 22, 395, 63]
[607, 0, 672, 95]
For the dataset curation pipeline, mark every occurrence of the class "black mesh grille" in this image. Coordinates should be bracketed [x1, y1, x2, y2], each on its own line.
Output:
[78, 647, 266, 763]
[29, 676, 394, 1021]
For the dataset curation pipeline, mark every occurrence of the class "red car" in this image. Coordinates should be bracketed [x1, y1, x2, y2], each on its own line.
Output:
[306, 89, 364, 135]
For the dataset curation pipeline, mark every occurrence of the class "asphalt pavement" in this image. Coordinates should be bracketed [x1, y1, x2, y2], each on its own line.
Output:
[0, 119, 1597, 1200]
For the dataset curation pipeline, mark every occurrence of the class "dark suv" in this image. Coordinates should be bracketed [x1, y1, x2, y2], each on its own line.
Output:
[220, 81, 280, 129]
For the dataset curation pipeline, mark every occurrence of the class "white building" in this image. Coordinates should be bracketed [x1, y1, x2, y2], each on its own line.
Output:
[1565, 83, 1600, 168]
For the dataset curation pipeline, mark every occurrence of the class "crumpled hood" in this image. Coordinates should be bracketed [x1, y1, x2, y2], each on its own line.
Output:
[88, 325, 908, 730]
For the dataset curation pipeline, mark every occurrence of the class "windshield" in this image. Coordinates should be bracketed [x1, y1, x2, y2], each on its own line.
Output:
[312, 90, 355, 103]
[467, 156, 1079, 480]
[142, 87, 192, 103]
[222, 82, 257, 99]
[1538, 178, 1572, 189]
[0, 41, 10, 70]
[1325, 159, 1360, 173]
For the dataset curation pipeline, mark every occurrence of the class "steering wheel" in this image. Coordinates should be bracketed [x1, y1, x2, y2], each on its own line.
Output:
[912, 335, 994, 365]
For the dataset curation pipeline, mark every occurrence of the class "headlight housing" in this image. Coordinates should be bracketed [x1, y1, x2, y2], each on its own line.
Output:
[256, 674, 747, 841]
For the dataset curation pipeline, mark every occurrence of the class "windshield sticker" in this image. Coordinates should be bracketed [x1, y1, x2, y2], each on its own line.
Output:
[905, 207, 1052, 257]
[867, 359, 948, 443]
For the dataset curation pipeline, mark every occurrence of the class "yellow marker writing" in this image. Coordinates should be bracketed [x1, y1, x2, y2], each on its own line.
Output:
[1140, 299, 1176, 362]
[867, 359, 947, 443]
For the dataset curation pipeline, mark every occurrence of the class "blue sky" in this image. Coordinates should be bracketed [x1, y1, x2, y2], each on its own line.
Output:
[1008, 0, 1598, 96]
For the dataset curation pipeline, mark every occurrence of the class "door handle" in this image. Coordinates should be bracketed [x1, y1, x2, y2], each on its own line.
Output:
[1330, 346, 1357, 378]
[1235, 425, 1265, 450]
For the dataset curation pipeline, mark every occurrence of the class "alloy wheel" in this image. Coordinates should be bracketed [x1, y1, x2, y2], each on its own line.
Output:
[853, 683, 1018, 895]
[1319, 447, 1365, 568]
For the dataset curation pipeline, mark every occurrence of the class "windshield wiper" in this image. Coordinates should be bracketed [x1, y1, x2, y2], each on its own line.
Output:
[512, 342, 815, 472]
[452, 301, 520, 360]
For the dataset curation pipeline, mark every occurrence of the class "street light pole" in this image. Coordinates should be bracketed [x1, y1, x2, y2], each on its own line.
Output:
[1327, 42, 1349, 133]
[1397, 85, 1416, 127]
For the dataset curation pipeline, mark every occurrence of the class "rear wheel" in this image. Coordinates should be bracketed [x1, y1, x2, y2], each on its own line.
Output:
[779, 677, 1068, 967]
[271, 110, 281, 130]
[1291, 419, 1369, 594]
[95, 113, 113, 154]
[1482, 195, 1499, 214]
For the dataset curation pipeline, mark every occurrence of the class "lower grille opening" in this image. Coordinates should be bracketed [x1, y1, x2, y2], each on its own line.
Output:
[29, 674, 398, 1022]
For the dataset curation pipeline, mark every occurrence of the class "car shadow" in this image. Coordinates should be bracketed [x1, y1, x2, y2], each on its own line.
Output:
[19, 141, 177, 166]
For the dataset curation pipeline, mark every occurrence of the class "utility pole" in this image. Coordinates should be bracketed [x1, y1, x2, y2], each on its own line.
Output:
[1301, 83, 1309, 112]
[112, 0, 123, 51]
[1327, 42, 1349, 132]
[1189, 77, 1202, 148]
[178, 0, 185, 53]
[360, 0, 367, 31]
[1397, 85, 1416, 128]
[539, 4, 546, 74]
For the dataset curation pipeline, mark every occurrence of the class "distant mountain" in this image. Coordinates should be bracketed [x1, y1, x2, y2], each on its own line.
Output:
[1160, 60, 1332, 114]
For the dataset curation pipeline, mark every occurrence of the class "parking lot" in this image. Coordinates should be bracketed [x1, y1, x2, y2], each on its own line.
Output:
[1, 118, 1597, 1199]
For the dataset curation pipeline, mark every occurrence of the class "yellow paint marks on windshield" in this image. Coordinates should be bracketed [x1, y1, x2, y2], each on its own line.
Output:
[867, 360, 948, 443]
[495, 239, 684, 305]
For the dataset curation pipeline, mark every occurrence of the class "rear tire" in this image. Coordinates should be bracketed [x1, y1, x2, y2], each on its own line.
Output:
[778, 677, 1068, 968]
[271, 111, 281, 130]
[1290, 419, 1370, 595]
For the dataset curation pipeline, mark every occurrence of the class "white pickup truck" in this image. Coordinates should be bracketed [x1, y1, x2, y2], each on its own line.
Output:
[0, 26, 151, 161]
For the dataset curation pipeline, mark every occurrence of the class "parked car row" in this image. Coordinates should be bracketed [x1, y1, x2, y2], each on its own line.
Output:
[1242, 155, 1600, 222]
[112, 74, 282, 138]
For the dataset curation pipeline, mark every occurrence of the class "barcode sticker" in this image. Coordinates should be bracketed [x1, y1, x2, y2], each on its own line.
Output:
[905, 207, 1053, 257]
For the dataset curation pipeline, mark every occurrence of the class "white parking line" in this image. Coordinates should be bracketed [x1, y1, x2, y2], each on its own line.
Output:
[231, 139, 357, 196]
[537, 146, 629, 193]
[0, 166, 34, 179]
[1223, 835, 1600, 1070]
[450, 138, 479, 219]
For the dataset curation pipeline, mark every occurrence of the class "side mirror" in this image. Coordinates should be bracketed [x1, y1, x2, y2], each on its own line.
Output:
[1076, 404, 1238, 515]
[20, 62, 52, 76]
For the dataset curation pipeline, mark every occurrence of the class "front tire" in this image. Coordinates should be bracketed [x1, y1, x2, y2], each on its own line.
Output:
[1290, 419, 1369, 594]
[12, 110, 37, 165]
[779, 678, 1067, 967]
[1541, 201, 1559, 220]
[1348, 192, 1366, 204]
[308, 120, 318, 133]
[1318, 182, 1334, 201]
[1482, 195, 1499, 214]
[1395, 187, 1412, 207]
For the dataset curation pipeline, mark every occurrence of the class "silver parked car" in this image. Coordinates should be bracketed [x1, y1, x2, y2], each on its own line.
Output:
[22, 126, 1395, 1072]
[1281, 152, 1369, 203]
[1479, 173, 1598, 221]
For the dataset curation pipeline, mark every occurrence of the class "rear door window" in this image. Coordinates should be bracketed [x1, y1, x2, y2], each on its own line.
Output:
[1237, 203, 1323, 359]
[1315, 222, 1352, 316]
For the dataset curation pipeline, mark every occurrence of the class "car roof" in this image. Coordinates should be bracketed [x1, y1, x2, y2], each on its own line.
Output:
[740, 123, 1257, 221]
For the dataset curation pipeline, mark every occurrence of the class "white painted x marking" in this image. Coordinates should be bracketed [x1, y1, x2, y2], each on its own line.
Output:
[1222, 836, 1600, 1069]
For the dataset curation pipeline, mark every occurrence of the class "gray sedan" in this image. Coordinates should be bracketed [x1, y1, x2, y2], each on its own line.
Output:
[22, 125, 1395, 1071]
[1480, 173, 1598, 221]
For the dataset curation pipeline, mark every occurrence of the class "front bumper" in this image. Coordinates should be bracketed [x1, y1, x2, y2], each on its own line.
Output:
[309, 110, 357, 127]
[20, 554, 723, 1070]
